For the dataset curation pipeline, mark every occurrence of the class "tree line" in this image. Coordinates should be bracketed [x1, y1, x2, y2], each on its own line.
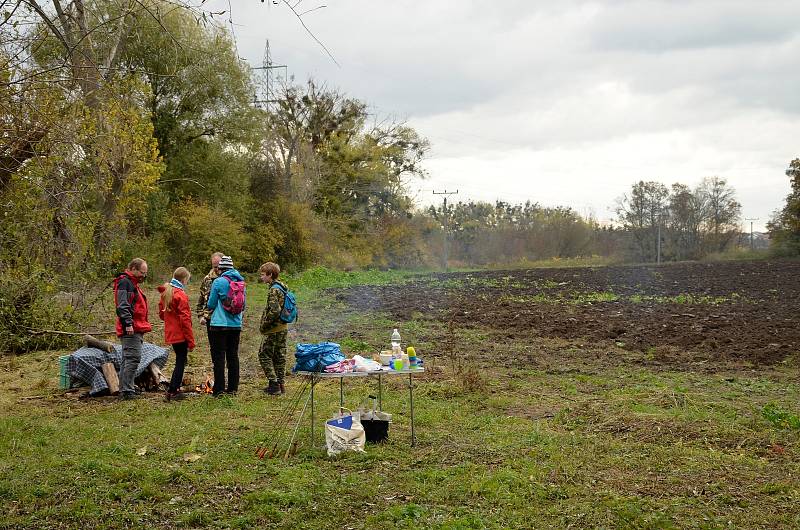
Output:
[1, 1, 798, 352]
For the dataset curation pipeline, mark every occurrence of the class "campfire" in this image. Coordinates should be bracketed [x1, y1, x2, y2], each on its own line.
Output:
[194, 374, 214, 394]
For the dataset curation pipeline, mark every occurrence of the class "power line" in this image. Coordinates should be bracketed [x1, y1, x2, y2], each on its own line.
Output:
[252, 39, 288, 109]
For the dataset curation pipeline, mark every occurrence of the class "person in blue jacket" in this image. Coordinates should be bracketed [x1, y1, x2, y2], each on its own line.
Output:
[206, 255, 246, 396]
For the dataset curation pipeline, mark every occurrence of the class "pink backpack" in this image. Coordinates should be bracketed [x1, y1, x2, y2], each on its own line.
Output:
[221, 276, 246, 314]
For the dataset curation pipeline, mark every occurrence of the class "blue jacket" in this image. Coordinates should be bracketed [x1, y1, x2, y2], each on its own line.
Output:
[207, 269, 245, 329]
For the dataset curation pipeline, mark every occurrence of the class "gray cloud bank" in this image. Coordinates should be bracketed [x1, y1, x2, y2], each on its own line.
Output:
[211, 0, 800, 228]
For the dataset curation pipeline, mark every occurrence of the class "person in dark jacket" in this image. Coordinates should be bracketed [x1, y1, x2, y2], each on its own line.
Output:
[158, 267, 195, 401]
[114, 258, 152, 400]
[206, 255, 245, 396]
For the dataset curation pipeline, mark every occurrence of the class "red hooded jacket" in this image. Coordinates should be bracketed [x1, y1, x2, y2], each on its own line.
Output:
[114, 272, 152, 337]
[158, 282, 195, 349]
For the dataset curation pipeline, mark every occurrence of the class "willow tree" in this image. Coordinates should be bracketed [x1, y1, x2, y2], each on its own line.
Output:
[5, 0, 186, 258]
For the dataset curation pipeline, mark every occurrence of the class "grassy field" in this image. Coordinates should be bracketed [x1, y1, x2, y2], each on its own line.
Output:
[1, 267, 799, 529]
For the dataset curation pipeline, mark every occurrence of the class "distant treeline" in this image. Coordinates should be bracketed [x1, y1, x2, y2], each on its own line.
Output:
[423, 176, 746, 267]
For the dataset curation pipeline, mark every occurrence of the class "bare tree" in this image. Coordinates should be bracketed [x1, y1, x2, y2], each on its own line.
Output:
[697, 176, 741, 253]
[616, 180, 669, 262]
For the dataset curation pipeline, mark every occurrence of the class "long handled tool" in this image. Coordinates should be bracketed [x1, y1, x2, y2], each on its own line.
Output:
[284, 389, 313, 459]
[256, 378, 310, 459]
[255, 378, 308, 455]
[257, 390, 303, 458]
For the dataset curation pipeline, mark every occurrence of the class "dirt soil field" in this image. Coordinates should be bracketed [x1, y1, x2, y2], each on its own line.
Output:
[336, 260, 800, 367]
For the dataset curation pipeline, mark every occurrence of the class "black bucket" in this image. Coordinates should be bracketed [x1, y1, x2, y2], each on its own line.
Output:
[362, 418, 390, 444]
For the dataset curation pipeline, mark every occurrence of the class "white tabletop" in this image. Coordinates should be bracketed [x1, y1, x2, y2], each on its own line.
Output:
[295, 367, 425, 378]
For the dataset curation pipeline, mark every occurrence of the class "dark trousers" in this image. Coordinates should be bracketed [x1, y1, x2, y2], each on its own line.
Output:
[168, 341, 189, 393]
[120, 333, 143, 395]
[208, 328, 240, 395]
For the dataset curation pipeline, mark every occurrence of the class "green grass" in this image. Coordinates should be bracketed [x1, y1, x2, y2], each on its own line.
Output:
[1, 270, 799, 528]
[629, 293, 741, 305]
[487, 255, 618, 269]
[499, 291, 740, 306]
[286, 266, 421, 293]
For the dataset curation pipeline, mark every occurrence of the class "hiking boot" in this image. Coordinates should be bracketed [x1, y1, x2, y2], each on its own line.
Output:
[279, 383, 286, 395]
[265, 381, 281, 395]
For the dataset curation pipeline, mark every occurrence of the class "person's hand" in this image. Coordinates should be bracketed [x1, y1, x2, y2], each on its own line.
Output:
[199, 317, 207, 326]
[124, 325, 134, 336]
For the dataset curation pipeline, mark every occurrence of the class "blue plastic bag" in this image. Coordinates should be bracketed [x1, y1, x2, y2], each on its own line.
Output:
[326, 414, 353, 430]
[292, 342, 345, 373]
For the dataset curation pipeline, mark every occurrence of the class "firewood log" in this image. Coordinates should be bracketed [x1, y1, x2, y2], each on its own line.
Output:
[148, 363, 169, 385]
[84, 335, 115, 353]
[101, 362, 120, 395]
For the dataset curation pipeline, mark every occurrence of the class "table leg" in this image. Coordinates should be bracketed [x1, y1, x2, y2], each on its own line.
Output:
[310, 377, 315, 448]
[409, 373, 415, 446]
[378, 373, 382, 411]
[339, 377, 344, 408]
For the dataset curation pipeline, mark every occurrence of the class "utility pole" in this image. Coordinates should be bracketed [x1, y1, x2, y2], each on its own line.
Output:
[656, 209, 665, 265]
[252, 40, 288, 110]
[433, 190, 458, 271]
[657, 222, 661, 264]
[744, 218, 759, 250]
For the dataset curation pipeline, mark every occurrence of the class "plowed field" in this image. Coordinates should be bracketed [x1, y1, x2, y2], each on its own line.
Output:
[337, 260, 800, 367]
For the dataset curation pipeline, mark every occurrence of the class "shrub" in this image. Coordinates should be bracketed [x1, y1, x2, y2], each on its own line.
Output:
[267, 200, 316, 271]
[164, 199, 248, 273]
[0, 266, 86, 354]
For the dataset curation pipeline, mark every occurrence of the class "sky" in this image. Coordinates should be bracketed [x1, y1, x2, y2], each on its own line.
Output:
[206, 0, 800, 231]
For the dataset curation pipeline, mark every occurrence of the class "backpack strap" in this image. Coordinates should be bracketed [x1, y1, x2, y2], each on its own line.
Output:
[270, 283, 286, 292]
[115, 272, 138, 307]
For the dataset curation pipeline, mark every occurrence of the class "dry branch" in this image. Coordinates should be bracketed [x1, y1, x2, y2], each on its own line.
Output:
[24, 327, 117, 336]
[84, 335, 115, 352]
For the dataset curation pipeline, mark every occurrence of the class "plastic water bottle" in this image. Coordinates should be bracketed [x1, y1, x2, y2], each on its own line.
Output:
[391, 328, 401, 357]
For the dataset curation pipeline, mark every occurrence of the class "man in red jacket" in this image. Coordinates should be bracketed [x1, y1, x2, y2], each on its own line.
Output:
[114, 258, 152, 400]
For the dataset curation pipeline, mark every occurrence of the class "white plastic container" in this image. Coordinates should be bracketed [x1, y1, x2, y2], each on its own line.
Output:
[379, 351, 393, 366]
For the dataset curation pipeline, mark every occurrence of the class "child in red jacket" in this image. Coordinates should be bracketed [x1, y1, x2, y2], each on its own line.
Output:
[158, 267, 195, 401]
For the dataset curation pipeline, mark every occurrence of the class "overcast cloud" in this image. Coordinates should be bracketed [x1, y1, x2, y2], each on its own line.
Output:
[209, 0, 800, 229]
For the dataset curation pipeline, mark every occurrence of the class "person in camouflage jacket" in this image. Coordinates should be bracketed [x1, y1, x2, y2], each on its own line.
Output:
[258, 261, 288, 395]
[196, 252, 223, 325]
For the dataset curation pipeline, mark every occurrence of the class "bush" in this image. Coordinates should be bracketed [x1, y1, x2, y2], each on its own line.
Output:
[0, 267, 87, 354]
[164, 199, 248, 273]
[257, 199, 315, 271]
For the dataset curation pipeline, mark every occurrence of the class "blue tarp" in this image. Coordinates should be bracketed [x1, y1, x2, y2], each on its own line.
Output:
[292, 342, 344, 373]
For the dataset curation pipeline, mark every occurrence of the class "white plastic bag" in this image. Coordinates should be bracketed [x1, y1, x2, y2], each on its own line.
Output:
[352, 355, 381, 372]
[325, 408, 366, 456]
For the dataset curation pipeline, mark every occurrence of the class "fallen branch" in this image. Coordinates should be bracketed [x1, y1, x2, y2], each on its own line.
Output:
[24, 327, 117, 336]
[85, 335, 115, 352]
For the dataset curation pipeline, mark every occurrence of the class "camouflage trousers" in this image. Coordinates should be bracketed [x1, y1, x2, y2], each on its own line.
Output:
[258, 331, 287, 384]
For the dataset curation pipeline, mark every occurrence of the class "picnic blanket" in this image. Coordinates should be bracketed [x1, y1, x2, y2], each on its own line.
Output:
[67, 342, 168, 395]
